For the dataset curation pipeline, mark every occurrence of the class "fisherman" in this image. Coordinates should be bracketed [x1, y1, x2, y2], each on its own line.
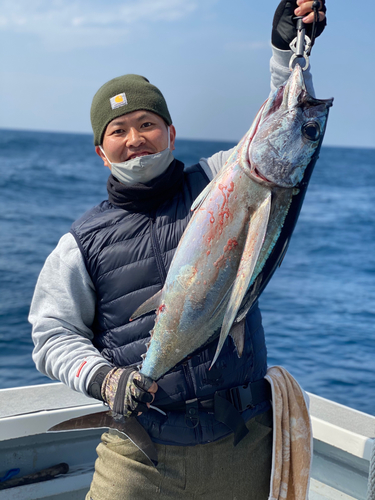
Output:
[30, 1, 327, 498]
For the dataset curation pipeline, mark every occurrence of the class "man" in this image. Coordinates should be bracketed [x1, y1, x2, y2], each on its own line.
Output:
[30, 1, 327, 498]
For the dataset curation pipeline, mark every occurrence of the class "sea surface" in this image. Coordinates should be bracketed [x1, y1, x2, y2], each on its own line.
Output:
[0, 128, 374, 415]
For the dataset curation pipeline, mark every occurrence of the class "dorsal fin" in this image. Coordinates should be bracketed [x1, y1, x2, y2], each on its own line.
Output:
[130, 290, 163, 321]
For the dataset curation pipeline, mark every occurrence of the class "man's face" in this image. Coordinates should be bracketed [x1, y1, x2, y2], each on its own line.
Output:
[96, 110, 176, 168]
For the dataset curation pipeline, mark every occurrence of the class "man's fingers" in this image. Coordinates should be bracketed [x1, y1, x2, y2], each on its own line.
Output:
[134, 402, 149, 416]
[301, 11, 325, 24]
[296, 0, 323, 7]
[138, 390, 156, 415]
[295, 1, 325, 24]
[148, 382, 158, 394]
[136, 390, 154, 404]
[146, 392, 156, 408]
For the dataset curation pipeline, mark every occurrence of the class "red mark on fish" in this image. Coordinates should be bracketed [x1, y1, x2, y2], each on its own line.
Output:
[223, 238, 238, 252]
[214, 255, 226, 268]
[202, 178, 235, 247]
[217, 182, 235, 234]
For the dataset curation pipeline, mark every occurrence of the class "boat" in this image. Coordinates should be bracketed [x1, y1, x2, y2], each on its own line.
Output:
[0, 382, 373, 499]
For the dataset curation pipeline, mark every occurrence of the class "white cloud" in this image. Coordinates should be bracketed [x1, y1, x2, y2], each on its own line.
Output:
[0, 0, 200, 48]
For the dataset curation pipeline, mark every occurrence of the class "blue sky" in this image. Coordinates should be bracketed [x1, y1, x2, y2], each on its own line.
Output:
[0, 0, 374, 148]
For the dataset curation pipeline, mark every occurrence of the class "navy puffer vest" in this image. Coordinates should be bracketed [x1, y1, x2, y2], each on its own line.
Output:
[71, 163, 268, 445]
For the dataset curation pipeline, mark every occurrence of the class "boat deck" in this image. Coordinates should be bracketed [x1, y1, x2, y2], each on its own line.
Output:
[0, 383, 374, 499]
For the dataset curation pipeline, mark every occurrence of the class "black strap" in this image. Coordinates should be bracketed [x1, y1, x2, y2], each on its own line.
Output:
[214, 379, 271, 445]
[159, 379, 271, 412]
[214, 392, 250, 446]
[113, 369, 133, 414]
[157, 379, 272, 446]
[306, 0, 322, 55]
[216, 378, 271, 412]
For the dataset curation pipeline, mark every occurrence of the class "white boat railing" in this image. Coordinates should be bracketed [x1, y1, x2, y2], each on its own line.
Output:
[0, 383, 374, 499]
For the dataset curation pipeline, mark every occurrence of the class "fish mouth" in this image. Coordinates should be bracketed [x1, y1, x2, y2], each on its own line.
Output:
[263, 65, 333, 121]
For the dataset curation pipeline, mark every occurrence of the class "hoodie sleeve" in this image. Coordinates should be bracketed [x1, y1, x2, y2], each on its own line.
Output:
[199, 46, 315, 179]
[270, 46, 315, 96]
[29, 232, 112, 396]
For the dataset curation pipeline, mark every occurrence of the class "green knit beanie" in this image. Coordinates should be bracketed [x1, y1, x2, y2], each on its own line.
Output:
[90, 74, 172, 146]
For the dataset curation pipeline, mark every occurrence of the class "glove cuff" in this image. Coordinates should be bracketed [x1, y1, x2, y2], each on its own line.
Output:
[101, 367, 155, 417]
[87, 365, 113, 401]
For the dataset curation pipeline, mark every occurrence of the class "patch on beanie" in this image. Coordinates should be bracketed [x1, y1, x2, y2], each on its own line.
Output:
[110, 92, 128, 110]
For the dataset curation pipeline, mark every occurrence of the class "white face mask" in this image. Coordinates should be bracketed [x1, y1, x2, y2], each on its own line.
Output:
[100, 128, 174, 185]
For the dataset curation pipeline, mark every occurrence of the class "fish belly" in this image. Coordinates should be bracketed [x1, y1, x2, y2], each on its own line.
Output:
[140, 164, 269, 380]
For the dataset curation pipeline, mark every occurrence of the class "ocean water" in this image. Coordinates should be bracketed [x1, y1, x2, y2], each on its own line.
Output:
[0, 128, 374, 415]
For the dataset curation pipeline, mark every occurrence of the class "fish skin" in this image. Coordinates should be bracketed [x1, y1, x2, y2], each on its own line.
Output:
[132, 64, 333, 381]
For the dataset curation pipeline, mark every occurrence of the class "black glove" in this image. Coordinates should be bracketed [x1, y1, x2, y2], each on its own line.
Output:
[272, 0, 327, 50]
[98, 367, 154, 417]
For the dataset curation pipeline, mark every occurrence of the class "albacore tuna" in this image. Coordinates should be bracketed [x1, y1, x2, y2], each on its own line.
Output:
[132, 64, 333, 380]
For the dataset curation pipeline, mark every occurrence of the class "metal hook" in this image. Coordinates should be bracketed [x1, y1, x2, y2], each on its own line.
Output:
[289, 16, 312, 71]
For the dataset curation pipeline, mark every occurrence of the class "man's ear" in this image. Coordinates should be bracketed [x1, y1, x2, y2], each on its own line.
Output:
[169, 125, 176, 152]
[95, 146, 111, 170]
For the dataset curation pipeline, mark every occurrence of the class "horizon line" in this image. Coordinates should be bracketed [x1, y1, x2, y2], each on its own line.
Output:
[0, 126, 374, 151]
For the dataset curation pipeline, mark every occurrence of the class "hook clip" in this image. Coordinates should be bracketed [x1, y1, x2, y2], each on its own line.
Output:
[289, 17, 312, 71]
[289, 1, 321, 71]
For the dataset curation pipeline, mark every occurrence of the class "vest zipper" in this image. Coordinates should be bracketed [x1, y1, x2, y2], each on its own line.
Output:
[149, 218, 167, 285]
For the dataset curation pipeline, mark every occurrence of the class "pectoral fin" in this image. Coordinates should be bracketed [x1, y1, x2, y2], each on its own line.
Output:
[130, 290, 163, 321]
[190, 179, 214, 212]
[49, 411, 158, 466]
[211, 192, 272, 367]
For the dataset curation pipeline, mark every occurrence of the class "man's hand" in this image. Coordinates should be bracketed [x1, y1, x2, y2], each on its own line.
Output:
[272, 0, 327, 51]
[295, 0, 326, 24]
[101, 367, 158, 417]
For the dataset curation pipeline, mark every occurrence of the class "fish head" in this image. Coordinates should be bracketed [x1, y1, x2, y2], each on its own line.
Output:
[248, 64, 333, 188]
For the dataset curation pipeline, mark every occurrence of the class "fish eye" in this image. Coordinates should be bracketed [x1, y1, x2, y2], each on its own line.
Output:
[302, 121, 320, 141]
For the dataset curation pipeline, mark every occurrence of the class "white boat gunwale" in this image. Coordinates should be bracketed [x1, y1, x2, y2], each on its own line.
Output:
[0, 382, 374, 500]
